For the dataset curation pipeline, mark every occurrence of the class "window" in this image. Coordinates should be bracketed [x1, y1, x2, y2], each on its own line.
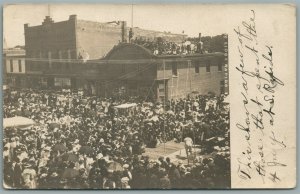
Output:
[206, 61, 210, 72]
[218, 63, 222, 72]
[220, 80, 225, 94]
[67, 50, 71, 61]
[54, 77, 71, 87]
[18, 60, 22, 72]
[48, 51, 52, 68]
[10, 60, 13, 72]
[195, 63, 200, 73]
[172, 63, 178, 76]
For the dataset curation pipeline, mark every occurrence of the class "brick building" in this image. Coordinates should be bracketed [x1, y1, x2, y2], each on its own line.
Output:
[2, 48, 26, 88]
[84, 42, 228, 101]
[9, 15, 228, 101]
[23, 15, 187, 91]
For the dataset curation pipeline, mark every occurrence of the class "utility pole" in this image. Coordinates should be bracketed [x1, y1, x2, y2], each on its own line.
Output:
[48, 4, 51, 17]
[131, 4, 133, 28]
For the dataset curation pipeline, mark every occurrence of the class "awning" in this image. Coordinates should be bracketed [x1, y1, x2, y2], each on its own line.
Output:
[114, 103, 137, 109]
[3, 116, 35, 129]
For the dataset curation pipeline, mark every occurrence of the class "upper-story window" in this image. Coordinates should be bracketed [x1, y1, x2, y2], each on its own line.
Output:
[218, 63, 222, 72]
[10, 59, 13, 72]
[172, 63, 178, 76]
[18, 60, 22, 72]
[206, 61, 211, 73]
[195, 62, 200, 73]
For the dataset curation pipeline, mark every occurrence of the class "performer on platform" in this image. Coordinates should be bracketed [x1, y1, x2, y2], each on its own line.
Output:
[184, 137, 193, 157]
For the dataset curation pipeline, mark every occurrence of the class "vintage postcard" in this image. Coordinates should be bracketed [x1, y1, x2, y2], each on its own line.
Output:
[2, 4, 296, 189]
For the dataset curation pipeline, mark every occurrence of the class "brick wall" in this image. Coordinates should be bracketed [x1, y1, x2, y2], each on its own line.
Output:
[76, 20, 125, 59]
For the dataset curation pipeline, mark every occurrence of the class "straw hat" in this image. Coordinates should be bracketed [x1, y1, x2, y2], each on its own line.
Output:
[121, 177, 129, 183]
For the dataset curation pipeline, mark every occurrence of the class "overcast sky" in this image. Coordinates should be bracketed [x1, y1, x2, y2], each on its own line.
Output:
[3, 4, 234, 48]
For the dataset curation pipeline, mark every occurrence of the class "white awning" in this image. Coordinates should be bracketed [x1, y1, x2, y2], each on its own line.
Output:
[3, 116, 35, 129]
[114, 103, 137, 109]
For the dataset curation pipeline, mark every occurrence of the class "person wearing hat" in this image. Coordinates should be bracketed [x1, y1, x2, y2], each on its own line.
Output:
[122, 164, 132, 180]
[22, 161, 37, 189]
[121, 177, 130, 189]
[103, 169, 116, 189]
[159, 171, 171, 189]
[12, 157, 23, 188]
[10, 137, 17, 160]
[47, 172, 59, 188]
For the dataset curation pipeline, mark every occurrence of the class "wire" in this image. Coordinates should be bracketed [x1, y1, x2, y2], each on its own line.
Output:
[101, 62, 155, 86]
[143, 79, 156, 102]
[3, 52, 224, 64]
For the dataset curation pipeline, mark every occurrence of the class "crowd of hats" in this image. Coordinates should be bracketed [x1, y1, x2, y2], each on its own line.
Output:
[132, 37, 204, 55]
[3, 89, 230, 189]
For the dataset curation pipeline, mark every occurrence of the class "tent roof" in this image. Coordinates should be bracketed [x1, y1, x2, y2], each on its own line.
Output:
[3, 116, 35, 128]
[114, 103, 137, 109]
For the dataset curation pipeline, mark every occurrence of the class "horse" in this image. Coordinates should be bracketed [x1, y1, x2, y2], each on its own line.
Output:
[184, 137, 193, 157]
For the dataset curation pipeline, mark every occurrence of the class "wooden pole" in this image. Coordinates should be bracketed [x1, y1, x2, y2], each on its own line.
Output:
[163, 60, 166, 154]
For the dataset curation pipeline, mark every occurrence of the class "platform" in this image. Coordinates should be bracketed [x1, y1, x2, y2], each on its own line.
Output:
[142, 141, 201, 165]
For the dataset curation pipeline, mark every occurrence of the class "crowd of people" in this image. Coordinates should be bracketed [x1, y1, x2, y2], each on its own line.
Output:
[3, 88, 230, 189]
[132, 37, 204, 56]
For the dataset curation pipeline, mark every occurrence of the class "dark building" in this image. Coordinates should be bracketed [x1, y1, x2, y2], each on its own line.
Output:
[30, 41, 227, 101]
[83, 42, 228, 101]
[11, 15, 228, 101]
[23, 15, 188, 91]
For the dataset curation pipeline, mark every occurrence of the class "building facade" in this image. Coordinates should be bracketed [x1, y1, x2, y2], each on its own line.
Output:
[94, 43, 228, 101]
[2, 48, 26, 88]
[23, 15, 188, 91]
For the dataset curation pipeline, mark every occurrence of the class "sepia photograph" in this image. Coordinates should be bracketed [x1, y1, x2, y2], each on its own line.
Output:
[3, 4, 230, 189]
[2, 3, 296, 190]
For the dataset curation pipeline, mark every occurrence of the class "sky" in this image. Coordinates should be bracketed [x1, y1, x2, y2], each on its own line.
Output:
[3, 4, 232, 48]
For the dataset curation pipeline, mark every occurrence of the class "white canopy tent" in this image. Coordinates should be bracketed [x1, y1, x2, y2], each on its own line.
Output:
[114, 103, 137, 109]
[114, 103, 137, 118]
[3, 116, 35, 129]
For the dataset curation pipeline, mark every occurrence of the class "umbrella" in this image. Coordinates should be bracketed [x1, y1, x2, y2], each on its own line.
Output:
[49, 123, 60, 129]
[3, 116, 35, 129]
[61, 153, 79, 162]
[183, 41, 191, 46]
[79, 146, 94, 155]
[150, 116, 159, 122]
[166, 110, 175, 115]
[61, 168, 79, 179]
[53, 143, 68, 152]
[108, 162, 123, 172]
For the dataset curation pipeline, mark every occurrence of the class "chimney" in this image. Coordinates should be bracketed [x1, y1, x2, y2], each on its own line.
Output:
[69, 15, 77, 20]
[199, 33, 202, 42]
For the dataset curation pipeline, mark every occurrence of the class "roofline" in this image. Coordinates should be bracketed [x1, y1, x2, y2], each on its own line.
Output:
[156, 52, 225, 59]
[103, 43, 156, 60]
